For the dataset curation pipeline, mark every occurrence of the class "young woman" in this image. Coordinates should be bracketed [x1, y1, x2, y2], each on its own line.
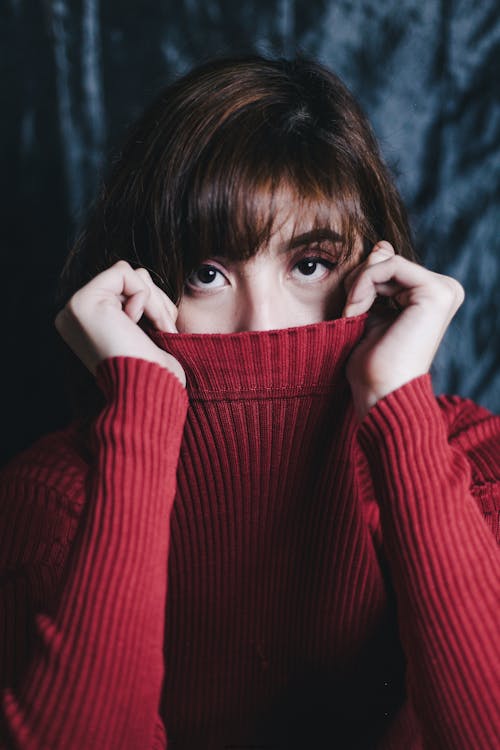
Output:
[0, 55, 498, 750]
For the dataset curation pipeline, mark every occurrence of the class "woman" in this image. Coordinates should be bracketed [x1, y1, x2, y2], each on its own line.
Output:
[0, 55, 498, 750]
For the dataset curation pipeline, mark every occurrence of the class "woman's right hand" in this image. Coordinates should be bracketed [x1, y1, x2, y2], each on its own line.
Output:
[54, 260, 186, 386]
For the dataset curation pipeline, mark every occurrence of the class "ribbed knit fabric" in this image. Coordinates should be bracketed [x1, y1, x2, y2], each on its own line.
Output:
[0, 314, 499, 750]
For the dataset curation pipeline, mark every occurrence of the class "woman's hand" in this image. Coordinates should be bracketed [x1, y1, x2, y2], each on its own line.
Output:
[54, 260, 186, 386]
[342, 241, 464, 420]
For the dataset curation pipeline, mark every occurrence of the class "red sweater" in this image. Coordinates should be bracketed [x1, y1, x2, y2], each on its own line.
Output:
[0, 314, 499, 749]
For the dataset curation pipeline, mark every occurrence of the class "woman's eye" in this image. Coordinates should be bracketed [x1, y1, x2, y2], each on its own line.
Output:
[292, 257, 337, 281]
[186, 264, 227, 289]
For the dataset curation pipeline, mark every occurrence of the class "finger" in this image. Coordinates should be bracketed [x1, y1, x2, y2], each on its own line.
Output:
[343, 255, 462, 319]
[81, 260, 169, 332]
[134, 268, 178, 332]
[69, 259, 151, 320]
[145, 277, 180, 327]
[82, 260, 146, 298]
[343, 256, 413, 317]
[79, 260, 174, 332]
[371, 240, 395, 256]
[343, 241, 396, 300]
[343, 279, 404, 318]
[116, 267, 170, 331]
[135, 268, 178, 325]
[123, 289, 149, 323]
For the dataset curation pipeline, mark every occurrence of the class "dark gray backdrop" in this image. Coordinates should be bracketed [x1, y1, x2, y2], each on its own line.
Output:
[2, 0, 499, 465]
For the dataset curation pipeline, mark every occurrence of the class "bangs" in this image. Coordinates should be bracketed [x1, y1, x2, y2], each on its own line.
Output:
[58, 55, 417, 423]
[180, 121, 372, 274]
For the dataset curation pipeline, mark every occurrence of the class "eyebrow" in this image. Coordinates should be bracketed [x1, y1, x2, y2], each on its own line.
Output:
[285, 228, 343, 251]
[208, 228, 344, 265]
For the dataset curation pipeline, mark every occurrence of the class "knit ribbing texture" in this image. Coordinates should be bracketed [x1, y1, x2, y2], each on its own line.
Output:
[0, 315, 499, 749]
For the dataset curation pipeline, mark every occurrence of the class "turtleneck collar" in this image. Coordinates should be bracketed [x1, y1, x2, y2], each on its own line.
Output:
[144, 314, 368, 400]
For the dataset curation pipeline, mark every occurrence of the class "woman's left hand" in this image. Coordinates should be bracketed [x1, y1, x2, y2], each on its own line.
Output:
[342, 241, 465, 421]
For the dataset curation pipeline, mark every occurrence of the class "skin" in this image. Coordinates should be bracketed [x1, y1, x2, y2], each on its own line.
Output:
[176, 210, 362, 333]
[341, 240, 464, 418]
[55, 205, 465, 421]
[175, 206, 465, 418]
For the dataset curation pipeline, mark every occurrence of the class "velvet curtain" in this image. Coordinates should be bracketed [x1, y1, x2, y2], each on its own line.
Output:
[2, 0, 498, 462]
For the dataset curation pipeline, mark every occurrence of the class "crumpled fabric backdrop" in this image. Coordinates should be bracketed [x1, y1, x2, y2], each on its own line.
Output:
[2, 0, 499, 463]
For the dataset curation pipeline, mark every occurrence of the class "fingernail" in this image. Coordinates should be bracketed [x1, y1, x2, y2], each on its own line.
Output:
[374, 241, 393, 254]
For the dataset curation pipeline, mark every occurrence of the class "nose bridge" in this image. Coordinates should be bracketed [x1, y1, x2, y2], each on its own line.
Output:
[238, 273, 285, 331]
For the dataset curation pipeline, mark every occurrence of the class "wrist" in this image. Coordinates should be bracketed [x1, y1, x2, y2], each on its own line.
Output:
[350, 373, 428, 421]
[351, 389, 380, 422]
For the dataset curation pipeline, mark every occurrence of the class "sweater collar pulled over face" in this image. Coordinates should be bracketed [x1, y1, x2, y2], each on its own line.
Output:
[145, 313, 368, 400]
[142, 312, 402, 748]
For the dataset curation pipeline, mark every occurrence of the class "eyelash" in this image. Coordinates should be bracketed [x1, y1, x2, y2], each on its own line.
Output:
[293, 256, 337, 281]
[185, 254, 338, 290]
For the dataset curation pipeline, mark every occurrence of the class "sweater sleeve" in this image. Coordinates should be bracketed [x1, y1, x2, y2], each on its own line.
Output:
[0, 356, 188, 750]
[356, 373, 500, 750]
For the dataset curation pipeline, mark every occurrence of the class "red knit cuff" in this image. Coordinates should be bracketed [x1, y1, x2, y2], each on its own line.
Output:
[357, 372, 441, 450]
[93, 356, 188, 448]
[356, 372, 473, 515]
[355, 372, 473, 500]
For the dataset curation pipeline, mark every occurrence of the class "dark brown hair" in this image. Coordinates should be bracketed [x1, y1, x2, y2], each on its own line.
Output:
[54, 53, 417, 424]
